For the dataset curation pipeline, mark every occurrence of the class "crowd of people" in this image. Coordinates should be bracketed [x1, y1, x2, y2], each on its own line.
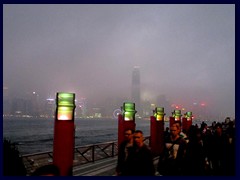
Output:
[116, 118, 235, 176]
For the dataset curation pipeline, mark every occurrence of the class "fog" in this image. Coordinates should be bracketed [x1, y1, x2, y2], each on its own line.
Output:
[3, 4, 235, 119]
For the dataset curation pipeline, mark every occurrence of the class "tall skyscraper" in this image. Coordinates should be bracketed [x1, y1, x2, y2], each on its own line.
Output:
[131, 66, 142, 116]
[30, 92, 40, 117]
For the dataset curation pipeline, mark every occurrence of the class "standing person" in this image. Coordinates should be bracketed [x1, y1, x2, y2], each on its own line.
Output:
[184, 125, 208, 175]
[210, 123, 230, 175]
[225, 120, 235, 175]
[115, 129, 134, 176]
[157, 123, 187, 176]
[124, 130, 155, 176]
[175, 121, 188, 142]
[164, 127, 170, 140]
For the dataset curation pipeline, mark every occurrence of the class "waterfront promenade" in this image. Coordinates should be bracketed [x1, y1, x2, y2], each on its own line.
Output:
[19, 119, 235, 176]
[22, 137, 150, 176]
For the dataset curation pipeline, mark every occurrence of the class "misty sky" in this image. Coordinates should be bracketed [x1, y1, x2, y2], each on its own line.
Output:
[3, 4, 235, 118]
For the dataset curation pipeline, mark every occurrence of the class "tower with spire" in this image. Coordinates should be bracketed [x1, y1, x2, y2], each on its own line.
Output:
[131, 66, 142, 117]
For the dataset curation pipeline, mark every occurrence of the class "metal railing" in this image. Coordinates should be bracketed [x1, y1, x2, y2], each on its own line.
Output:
[22, 136, 150, 176]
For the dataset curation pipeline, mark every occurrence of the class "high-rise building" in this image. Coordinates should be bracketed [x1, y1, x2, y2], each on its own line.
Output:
[30, 92, 40, 117]
[44, 98, 55, 118]
[131, 66, 142, 116]
[11, 98, 28, 116]
[76, 97, 88, 118]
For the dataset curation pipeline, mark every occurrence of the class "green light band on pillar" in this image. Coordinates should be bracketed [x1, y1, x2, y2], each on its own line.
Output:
[186, 111, 192, 121]
[56, 92, 75, 120]
[124, 102, 135, 111]
[154, 107, 165, 121]
[123, 102, 136, 121]
[57, 93, 75, 106]
[174, 110, 182, 121]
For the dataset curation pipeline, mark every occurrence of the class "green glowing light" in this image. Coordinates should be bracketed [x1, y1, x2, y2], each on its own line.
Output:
[185, 111, 192, 121]
[154, 107, 165, 121]
[173, 110, 182, 121]
[123, 102, 135, 111]
[123, 102, 136, 121]
[57, 92, 75, 107]
[124, 111, 135, 121]
[56, 92, 75, 120]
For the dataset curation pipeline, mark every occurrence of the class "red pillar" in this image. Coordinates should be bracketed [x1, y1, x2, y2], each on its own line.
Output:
[53, 120, 75, 176]
[182, 117, 192, 133]
[150, 116, 164, 156]
[169, 116, 175, 128]
[118, 114, 136, 148]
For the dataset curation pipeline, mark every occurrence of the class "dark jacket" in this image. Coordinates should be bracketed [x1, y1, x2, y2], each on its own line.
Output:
[124, 144, 155, 176]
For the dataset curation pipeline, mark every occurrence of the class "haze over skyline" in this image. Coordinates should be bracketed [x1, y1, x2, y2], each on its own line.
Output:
[3, 4, 235, 118]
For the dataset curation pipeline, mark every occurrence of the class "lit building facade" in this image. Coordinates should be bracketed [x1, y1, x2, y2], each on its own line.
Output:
[44, 98, 55, 118]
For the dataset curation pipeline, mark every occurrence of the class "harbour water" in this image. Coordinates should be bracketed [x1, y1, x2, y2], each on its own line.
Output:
[3, 117, 212, 155]
[3, 117, 152, 155]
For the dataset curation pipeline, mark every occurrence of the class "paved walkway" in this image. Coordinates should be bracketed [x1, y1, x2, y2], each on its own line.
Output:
[73, 156, 160, 176]
[73, 156, 117, 176]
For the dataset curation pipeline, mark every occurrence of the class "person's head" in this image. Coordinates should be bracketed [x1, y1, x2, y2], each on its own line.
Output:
[32, 164, 60, 176]
[170, 124, 180, 138]
[173, 121, 181, 135]
[124, 129, 134, 142]
[133, 130, 144, 147]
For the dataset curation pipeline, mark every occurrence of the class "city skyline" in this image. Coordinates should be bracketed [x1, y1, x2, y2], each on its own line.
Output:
[3, 80, 230, 121]
[3, 4, 235, 119]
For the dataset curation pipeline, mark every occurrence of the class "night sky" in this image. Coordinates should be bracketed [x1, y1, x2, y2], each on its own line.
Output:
[3, 4, 235, 118]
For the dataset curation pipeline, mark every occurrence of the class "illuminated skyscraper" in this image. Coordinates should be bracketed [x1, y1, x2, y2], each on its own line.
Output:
[131, 66, 142, 116]
[30, 92, 40, 117]
[45, 98, 55, 118]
